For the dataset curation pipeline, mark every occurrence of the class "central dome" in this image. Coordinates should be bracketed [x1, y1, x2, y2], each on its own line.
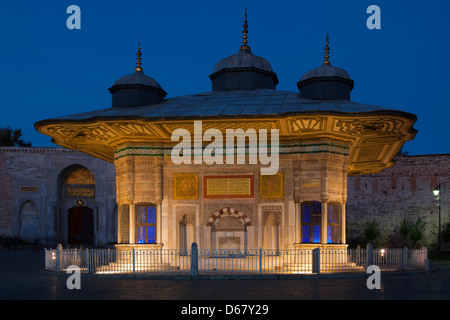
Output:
[211, 48, 274, 74]
[209, 9, 278, 91]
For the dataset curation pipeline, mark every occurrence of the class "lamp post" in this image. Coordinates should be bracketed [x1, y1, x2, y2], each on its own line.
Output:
[433, 182, 448, 258]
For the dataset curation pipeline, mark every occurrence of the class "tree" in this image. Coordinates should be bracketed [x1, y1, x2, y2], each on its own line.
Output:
[363, 220, 381, 244]
[0, 127, 32, 147]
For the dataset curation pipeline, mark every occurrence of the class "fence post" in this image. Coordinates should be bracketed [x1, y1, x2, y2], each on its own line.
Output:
[421, 246, 428, 266]
[56, 243, 62, 272]
[132, 248, 136, 275]
[259, 248, 262, 275]
[398, 248, 404, 271]
[312, 248, 320, 274]
[86, 248, 91, 273]
[356, 245, 361, 266]
[367, 242, 373, 267]
[403, 247, 408, 270]
[190, 242, 198, 278]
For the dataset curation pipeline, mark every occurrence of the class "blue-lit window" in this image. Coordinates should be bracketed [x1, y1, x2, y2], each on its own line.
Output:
[301, 201, 321, 243]
[135, 204, 157, 244]
[302, 225, 310, 243]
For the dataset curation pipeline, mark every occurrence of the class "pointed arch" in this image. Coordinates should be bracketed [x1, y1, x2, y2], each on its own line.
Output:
[206, 207, 251, 227]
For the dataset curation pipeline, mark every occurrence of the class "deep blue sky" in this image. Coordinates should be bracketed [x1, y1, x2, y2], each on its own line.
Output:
[0, 0, 448, 155]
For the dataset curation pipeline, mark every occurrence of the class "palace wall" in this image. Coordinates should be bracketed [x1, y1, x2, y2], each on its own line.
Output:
[346, 154, 450, 248]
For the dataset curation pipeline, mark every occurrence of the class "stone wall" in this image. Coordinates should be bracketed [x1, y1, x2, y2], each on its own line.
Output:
[0, 147, 116, 245]
[346, 154, 450, 248]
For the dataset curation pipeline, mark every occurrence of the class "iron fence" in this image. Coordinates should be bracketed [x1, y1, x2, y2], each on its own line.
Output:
[44, 245, 428, 276]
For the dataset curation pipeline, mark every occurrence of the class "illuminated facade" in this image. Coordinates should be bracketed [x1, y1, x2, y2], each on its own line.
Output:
[35, 18, 417, 251]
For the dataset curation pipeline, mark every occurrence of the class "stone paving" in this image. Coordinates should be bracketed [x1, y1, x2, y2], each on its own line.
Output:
[1, 247, 449, 301]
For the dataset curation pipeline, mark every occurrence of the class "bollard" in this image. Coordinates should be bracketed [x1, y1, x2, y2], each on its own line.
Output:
[190, 242, 198, 278]
[424, 259, 433, 274]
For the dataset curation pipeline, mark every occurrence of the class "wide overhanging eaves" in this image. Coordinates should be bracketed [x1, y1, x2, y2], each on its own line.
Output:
[35, 107, 417, 176]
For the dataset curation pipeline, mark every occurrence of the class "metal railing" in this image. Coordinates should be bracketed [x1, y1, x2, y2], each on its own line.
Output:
[44, 244, 428, 276]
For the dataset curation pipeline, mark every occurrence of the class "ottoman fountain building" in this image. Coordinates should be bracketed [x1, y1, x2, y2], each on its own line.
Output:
[35, 16, 417, 252]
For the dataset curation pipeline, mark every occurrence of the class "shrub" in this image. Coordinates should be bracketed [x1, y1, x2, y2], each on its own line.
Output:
[398, 217, 426, 248]
[442, 222, 450, 245]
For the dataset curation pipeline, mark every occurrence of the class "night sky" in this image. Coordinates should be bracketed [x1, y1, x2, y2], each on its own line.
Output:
[0, 0, 448, 156]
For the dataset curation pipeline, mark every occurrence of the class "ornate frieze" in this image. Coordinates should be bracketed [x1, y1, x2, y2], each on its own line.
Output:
[287, 117, 326, 134]
[47, 125, 113, 142]
[334, 118, 402, 136]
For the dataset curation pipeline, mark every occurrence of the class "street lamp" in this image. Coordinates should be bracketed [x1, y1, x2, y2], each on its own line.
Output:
[433, 182, 448, 258]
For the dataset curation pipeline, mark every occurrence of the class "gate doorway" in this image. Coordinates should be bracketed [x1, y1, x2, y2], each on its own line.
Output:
[68, 206, 94, 245]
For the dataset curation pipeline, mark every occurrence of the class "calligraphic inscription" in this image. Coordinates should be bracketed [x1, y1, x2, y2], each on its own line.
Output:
[65, 187, 95, 198]
[173, 173, 199, 200]
[259, 173, 283, 199]
[204, 175, 254, 198]
[20, 186, 38, 192]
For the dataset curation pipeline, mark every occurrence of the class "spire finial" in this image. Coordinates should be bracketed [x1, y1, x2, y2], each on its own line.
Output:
[135, 38, 143, 72]
[324, 32, 330, 64]
[240, 6, 251, 52]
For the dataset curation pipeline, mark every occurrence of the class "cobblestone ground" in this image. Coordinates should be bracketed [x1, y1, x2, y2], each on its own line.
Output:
[1, 247, 449, 302]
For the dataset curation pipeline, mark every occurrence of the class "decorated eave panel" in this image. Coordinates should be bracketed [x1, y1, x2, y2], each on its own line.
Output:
[36, 112, 417, 175]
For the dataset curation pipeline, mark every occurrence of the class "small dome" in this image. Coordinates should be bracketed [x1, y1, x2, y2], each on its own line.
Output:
[297, 33, 354, 101]
[212, 49, 274, 74]
[108, 44, 167, 108]
[300, 63, 351, 82]
[112, 70, 163, 89]
[297, 62, 354, 101]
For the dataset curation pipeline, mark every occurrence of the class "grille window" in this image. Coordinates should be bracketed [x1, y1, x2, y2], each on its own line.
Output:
[135, 204, 157, 244]
[327, 202, 342, 244]
[301, 201, 321, 243]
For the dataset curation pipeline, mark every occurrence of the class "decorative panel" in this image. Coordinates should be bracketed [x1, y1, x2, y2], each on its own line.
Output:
[173, 173, 199, 200]
[259, 173, 283, 199]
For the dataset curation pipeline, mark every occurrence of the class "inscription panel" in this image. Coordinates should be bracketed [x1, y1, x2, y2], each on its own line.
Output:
[204, 175, 254, 198]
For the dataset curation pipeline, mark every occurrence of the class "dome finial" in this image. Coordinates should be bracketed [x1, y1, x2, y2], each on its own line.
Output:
[240, 7, 251, 52]
[324, 32, 330, 64]
[135, 38, 143, 72]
